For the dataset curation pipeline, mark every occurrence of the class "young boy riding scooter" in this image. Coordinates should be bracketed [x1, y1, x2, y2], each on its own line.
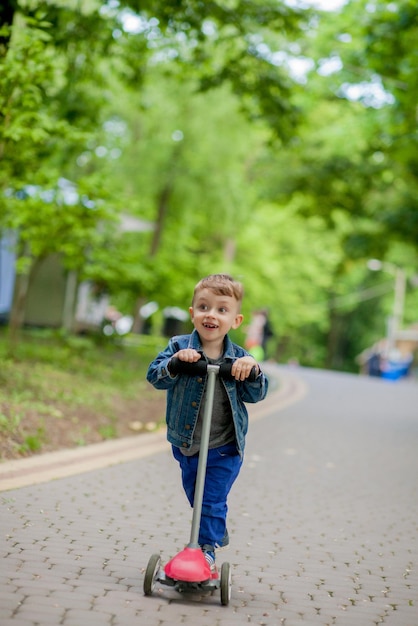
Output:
[147, 274, 269, 570]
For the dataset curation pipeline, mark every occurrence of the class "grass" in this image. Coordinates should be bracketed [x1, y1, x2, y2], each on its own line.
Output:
[0, 328, 168, 460]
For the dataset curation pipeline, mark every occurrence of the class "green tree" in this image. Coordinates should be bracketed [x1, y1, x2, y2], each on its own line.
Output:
[293, 0, 418, 252]
[0, 11, 117, 347]
[0, 0, 308, 343]
[84, 72, 268, 324]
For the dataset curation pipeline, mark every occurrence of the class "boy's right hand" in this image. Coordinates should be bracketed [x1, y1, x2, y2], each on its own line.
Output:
[173, 349, 201, 363]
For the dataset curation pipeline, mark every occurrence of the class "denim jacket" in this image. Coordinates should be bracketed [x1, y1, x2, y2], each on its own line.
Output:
[146, 329, 269, 457]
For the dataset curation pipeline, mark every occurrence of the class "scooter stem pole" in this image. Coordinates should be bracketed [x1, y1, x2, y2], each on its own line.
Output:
[189, 364, 218, 547]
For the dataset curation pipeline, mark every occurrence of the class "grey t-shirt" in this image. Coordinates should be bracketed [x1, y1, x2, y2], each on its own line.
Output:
[181, 357, 236, 456]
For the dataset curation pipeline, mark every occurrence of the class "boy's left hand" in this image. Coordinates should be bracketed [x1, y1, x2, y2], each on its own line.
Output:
[231, 356, 259, 381]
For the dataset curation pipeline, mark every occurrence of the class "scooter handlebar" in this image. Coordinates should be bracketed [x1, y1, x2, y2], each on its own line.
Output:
[168, 356, 258, 382]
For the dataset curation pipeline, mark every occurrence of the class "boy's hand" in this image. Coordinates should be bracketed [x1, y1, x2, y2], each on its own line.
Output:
[173, 349, 201, 363]
[231, 356, 259, 381]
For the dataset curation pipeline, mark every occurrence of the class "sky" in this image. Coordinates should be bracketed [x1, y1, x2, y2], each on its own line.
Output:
[286, 0, 348, 10]
[309, 0, 347, 8]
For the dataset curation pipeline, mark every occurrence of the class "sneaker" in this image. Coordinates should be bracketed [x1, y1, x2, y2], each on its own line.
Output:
[201, 545, 216, 572]
[215, 529, 230, 552]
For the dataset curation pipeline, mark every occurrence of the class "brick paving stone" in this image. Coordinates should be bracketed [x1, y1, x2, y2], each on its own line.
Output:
[13, 606, 66, 623]
[62, 609, 114, 626]
[1, 621, 36, 626]
[47, 591, 94, 610]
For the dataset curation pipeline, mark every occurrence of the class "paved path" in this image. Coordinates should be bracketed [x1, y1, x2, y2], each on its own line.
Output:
[1, 365, 417, 625]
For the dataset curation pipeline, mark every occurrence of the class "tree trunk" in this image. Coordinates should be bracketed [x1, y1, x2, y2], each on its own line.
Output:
[62, 269, 78, 333]
[223, 238, 236, 265]
[8, 286, 28, 355]
[325, 303, 344, 370]
[0, 0, 17, 55]
[149, 181, 173, 258]
[8, 243, 37, 353]
[131, 295, 146, 334]
[149, 142, 182, 258]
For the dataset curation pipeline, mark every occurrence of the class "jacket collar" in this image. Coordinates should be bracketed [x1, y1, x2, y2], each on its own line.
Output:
[187, 329, 237, 360]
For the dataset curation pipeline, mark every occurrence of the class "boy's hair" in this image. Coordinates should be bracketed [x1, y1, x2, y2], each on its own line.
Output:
[192, 274, 244, 307]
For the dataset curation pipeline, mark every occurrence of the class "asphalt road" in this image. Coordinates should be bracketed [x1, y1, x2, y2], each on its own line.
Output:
[1, 364, 417, 625]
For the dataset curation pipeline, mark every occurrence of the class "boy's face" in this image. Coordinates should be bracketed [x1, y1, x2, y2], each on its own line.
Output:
[189, 288, 243, 344]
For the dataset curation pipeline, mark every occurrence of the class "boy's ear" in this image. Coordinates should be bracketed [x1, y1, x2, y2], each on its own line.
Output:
[189, 306, 194, 320]
[232, 313, 244, 329]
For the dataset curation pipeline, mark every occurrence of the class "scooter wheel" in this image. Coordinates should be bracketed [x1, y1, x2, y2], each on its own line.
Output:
[220, 561, 231, 606]
[143, 553, 161, 596]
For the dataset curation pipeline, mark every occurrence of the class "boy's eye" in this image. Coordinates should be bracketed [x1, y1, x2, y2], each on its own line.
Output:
[219, 307, 227, 313]
[198, 304, 208, 311]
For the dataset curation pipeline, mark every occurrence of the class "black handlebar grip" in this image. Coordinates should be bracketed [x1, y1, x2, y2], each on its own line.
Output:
[247, 366, 259, 382]
[169, 357, 258, 382]
[168, 356, 208, 377]
[219, 362, 258, 382]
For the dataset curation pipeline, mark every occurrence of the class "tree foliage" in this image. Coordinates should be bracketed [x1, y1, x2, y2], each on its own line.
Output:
[0, 0, 417, 370]
[290, 0, 418, 252]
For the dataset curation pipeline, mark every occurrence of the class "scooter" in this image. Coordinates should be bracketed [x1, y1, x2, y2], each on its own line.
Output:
[143, 357, 256, 606]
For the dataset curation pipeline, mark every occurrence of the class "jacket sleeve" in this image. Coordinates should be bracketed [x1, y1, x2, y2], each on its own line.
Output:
[146, 338, 180, 390]
[238, 369, 269, 404]
[226, 342, 269, 404]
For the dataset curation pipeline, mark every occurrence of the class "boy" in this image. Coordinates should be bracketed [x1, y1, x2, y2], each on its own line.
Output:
[146, 274, 268, 570]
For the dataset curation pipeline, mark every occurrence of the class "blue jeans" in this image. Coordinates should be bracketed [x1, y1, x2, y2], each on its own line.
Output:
[172, 443, 243, 548]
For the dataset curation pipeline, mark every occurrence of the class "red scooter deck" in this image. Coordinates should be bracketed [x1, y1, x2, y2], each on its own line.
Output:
[164, 547, 219, 583]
